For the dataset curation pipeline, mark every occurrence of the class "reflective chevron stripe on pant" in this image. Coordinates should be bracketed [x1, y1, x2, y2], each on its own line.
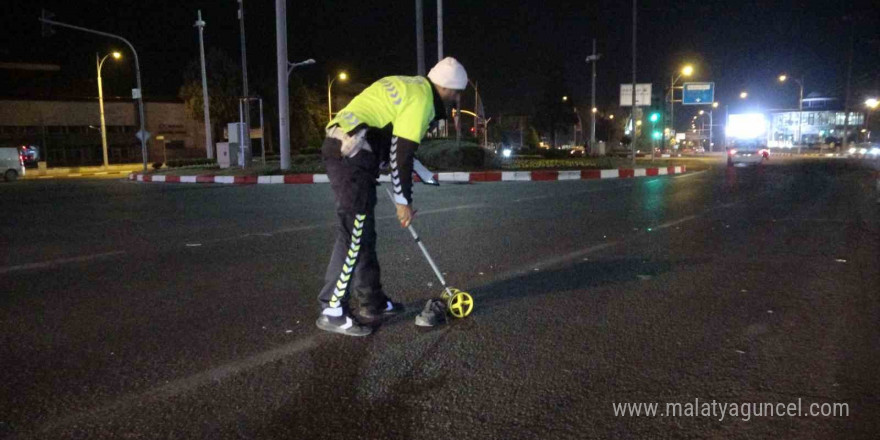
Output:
[328, 214, 365, 308]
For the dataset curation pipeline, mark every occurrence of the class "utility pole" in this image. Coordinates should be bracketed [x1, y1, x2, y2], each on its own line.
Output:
[669, 76, 675, 148]
[276, 0, 291, 170]
[842, 21, 854, 152]
[709, 108, 714, 152]
[237, 0, 251, 167]
[437, 0, 443, 62]
[631, 0, 637, 165]
[415, 0, 425, 75]
[195, 11, 213, 160]
[436, 0, 446, 136]
[586, 39, 600, 149]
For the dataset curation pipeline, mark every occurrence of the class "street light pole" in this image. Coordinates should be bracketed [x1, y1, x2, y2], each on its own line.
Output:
[195, 10, 213, 160]
[96, 52, 118, 168]
[586, 39, 600, 149]
[631, 0, 637, 166]
[237, 0, 252, 168]
[327, 73, 348, 122]
[276, 0, 290, 170]
[797, 78, 804, 154]
[669, 74, 675, 148]
[39, 16, 150, 171]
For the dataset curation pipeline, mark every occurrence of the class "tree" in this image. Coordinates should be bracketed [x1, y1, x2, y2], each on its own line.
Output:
[179, 48, 241, 144]
[287, 74, 326, 151]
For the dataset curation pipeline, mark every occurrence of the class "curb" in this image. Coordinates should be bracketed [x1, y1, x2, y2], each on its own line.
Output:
[27, 170, 134, 180]
[128, 166, 687, 185]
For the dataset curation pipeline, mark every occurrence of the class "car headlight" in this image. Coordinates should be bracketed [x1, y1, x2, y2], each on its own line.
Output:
[502, 149, 512, 158]
[848, 148, 857, 154]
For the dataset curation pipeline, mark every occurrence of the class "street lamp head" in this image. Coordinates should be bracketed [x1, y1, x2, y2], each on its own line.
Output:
[636, 120, 642, 126]
[112, 52, 122, 60]
[740, 91, 748, 99]
[699, 110, 704, 115]
[591, 107, 598, 113]
[712, 102, 719, 108]
[338, 72, 348, 81]
[778, 74, 787, 82]
[866, 98, 879, 109]
[562, 96, 568, 102]
[681, 65, 694, 76]
[609, 114, 614, 119]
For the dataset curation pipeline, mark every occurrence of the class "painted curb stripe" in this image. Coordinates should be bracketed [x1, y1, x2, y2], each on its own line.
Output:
[130, 166, 689, 186]
[531, 170, 558, 181]
[284, 174, 313, 184]
[558, 170, 581, 180]
[469, 172, 502, 182]
[582, 169, 601, 179]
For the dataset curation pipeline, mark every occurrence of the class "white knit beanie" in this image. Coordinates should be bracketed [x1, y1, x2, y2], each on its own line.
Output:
[428, 57, 468, 90]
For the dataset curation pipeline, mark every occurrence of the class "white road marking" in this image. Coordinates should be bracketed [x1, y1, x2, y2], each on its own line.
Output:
[652, 215, 699, 230]
[36, 336, 319, 433]
[674, 170, 708, 179]
[0, 251, 127, 275]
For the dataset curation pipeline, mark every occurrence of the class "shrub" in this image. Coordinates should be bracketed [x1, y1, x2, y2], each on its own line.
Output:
[541, 149, 572, 159]
[417, 140, 496, 170]
[299, 147, 322, 156]
[152, 162, 163, 170]
[166, 158, 218, 168]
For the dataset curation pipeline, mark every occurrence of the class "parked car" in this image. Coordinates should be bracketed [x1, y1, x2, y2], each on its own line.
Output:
[1, 147, 26, 181]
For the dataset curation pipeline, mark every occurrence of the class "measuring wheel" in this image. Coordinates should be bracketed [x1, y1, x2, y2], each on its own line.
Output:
[442, 287, 474, 318]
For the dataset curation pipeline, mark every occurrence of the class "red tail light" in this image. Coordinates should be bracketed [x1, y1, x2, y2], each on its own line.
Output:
[728, 149, 737, 156]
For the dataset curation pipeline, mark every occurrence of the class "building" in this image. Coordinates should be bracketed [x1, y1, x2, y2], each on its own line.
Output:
[767, 93, 865, 147]
[0, 98, 207, 166]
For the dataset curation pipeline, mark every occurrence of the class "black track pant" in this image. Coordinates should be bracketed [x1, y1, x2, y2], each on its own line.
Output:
[317, 136, 387, 312]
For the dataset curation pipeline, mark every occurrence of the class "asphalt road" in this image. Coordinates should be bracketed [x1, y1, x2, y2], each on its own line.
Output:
[1, 158, 878, 439]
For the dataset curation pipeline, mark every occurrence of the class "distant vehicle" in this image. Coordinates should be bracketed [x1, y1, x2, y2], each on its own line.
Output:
[1, 147, 26, 181]
[846, 144, 880, 159]
[19, 146, 40, 167]
[727, 147, 769, 166]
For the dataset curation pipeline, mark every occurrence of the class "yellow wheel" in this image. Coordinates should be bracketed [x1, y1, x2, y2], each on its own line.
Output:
[447, 291, 474, 318]
[441, 287, 459, 301]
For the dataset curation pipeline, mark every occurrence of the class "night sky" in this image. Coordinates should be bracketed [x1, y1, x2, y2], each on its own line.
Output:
[3, 0, 878, 131]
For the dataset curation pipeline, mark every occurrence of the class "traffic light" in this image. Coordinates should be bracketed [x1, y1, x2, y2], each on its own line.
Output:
[649, 112, 660, 123]
[652, 131, 662, 140]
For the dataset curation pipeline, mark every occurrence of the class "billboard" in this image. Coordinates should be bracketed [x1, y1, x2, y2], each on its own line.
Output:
[620, 84, 652, 107]
[682, 82, 715, 105]
[726, 113, 767, 139]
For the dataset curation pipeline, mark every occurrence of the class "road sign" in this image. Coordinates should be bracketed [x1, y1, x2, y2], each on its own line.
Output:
[132, 88, 141, 99]
[620, 84, 652, 107]
[135, 129, 151, 142]
[682, 82, 715, 105]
